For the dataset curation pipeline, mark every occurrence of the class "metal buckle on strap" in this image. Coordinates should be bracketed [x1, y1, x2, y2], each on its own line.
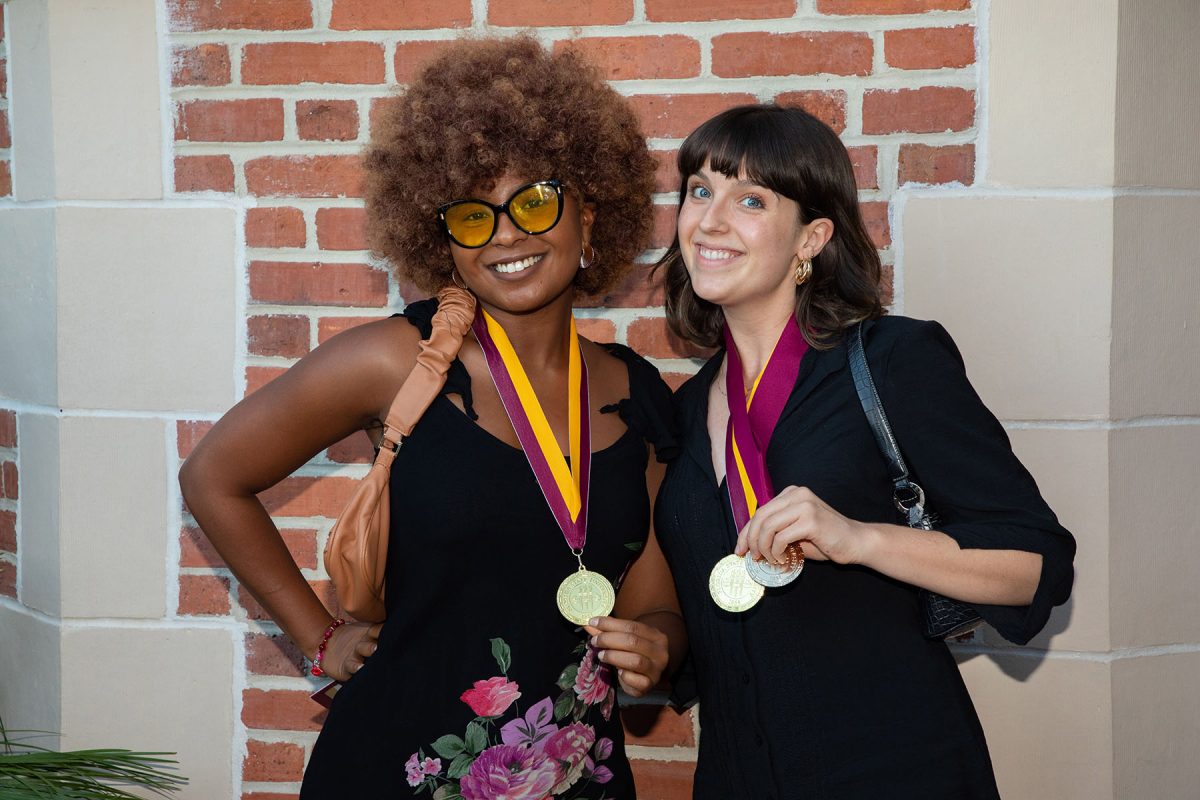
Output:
[893, 482, 925, 514]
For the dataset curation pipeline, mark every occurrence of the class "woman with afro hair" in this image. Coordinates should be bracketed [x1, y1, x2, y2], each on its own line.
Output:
[181, 35, 686, 799]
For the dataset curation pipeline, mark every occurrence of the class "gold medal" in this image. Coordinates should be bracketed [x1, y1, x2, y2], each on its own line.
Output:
[556, 568, 616, 626]
[708, 554, 764, 612]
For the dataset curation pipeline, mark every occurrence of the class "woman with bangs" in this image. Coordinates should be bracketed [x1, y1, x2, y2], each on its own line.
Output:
[180, 36, 685, 799]
[653, 104, 1075, 798]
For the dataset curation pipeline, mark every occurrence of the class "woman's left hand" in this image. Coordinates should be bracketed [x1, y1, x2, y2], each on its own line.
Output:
[584, 616, 670, 698]
[736, 485, 876, 567]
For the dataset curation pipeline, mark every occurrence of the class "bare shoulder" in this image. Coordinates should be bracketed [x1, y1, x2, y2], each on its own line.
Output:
[580, 337, 631, 403]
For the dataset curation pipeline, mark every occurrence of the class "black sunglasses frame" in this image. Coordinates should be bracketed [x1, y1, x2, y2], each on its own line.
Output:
[437, 180, 565, 249]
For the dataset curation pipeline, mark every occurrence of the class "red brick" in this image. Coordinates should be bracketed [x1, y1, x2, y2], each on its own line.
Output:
[0, 561, 14, 599]
[327, 430, 375, 464]
[630, 759, 695, 798]
[662, 372, 692, 390]
[0, 410, 15, 447]
[246, 207, 306, 249]
[242, 42, 385, 85]
[248, 314, 310, 358]
[242, 688, 327, 731]
[885, 25, 975, 70]
[245, 155, 365, 198]
[860, 200, 891, 249]
[0, 58, 7, 99]
[898, 143, 974, 185]
[819, 0, 968, 12]
[775, 89, 847, 134]
[555, 37, 700, 81]
[331, 0, 471, 29]
[238, 579, 337, 621]
[862, 87, 974, 134]
[393, 41, 459, 84]
[0, 112, 10, 149]
[713, 32, 872, 78]
[488, 0, 632, 26]
[258, 475, 360, 517]
[1, 461, 17, 500]
[246, 631, 305, 676]
[250, 261, 388, 307]
[317, 315, 388, 344]
[651, 203, 679, 250]
[174, 155, 234, 193]
[178, 574, 231, 616]
[0, 162, 10, 197]
[880, 262, 895, 305]
[621, 704, 695, 747]
[177, 420, 214, 459]
[167, 0, 313, 31]
[171, 44, 231, 86]
[652, 150, 681, 194]
[175, 99, 284, 142]
[629, 93, 757, 139]
[627, 317, 714, 360]
[848, 145, 879, 190]
[578, 264, 666, 309]
[180, 525, 225, 568]
[0, 510, 15, 553]
[315, 207, 367, 250]
[297, 100, 359, 141]
[0, 6, 4, 42]
[281, 528, 319, 569]
[246, 366, 289, 396]
[243, 794, 298, 800]
[576, 318, 616, 344]
[646, 0, 795, 21]
[244, 740, 305, 783]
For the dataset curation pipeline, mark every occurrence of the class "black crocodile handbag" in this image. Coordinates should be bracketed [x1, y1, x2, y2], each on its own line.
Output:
[848, 322, 983, 640]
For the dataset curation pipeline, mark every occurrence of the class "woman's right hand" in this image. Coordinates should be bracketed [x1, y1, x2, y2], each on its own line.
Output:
[318, 622, 383, 682]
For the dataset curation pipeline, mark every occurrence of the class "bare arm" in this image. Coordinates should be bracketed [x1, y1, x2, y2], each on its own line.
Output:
[179, 318, 420, 676]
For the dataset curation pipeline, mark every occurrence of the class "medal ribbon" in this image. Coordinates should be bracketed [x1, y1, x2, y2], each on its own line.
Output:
[724, 319, 809, 530]
[472, 308, 590, 551]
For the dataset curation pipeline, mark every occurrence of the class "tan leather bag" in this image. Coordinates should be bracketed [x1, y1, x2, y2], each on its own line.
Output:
[324, 287, 476, 622]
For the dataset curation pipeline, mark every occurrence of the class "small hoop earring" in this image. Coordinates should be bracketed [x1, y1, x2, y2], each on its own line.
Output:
[794, 258, 813, 286]
[579, 243, 597, 270]
[450, 270, 469, 290]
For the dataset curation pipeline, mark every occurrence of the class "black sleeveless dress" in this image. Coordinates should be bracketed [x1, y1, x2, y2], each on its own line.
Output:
[301, 299, 677, 800]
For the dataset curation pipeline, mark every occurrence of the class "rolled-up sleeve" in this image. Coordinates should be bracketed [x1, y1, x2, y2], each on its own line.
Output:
[876, 319, 1076, 645]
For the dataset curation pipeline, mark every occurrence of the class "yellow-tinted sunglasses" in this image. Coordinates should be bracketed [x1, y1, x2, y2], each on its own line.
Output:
[437, 180, 564, 249]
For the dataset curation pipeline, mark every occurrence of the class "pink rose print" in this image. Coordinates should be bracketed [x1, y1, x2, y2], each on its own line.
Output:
[458, 744, 561, 800]
[573, 646, 615, 719]
[543, 722, 596, 794]
[405, 752, 442, 787]
[460, 676, 522, 718]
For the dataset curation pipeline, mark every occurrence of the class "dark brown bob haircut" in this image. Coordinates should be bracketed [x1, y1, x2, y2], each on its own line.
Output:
[659, 104, 883, 350]
[364, 35, 656, 296]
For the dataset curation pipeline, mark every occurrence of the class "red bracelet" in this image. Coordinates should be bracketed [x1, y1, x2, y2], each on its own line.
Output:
[309, 618, 346, 677]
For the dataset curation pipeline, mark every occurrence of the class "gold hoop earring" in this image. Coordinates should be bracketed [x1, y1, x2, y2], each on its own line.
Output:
[451, 270, 469, 290]
[579, 243, 597, 270]
[794, 258, 813, 286]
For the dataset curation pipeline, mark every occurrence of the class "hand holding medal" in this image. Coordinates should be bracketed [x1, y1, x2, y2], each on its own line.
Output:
[473, 309, 615, 626]
[709, 320, 809, 612]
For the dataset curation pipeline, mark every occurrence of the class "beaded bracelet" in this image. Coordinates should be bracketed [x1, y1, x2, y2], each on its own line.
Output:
[309, 618, 346, 677]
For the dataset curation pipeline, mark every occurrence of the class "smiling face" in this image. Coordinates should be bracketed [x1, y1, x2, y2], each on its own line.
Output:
[678, 162, 818, 315]
[449, 172, 594, 315]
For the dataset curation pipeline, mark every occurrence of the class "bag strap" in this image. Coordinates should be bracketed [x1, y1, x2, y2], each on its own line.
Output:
[377, 286, 477, 454]
[847, 322, 927, 526]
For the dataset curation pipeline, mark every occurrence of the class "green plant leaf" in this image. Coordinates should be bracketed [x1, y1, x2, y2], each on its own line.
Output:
[446, 752, 474, 780]
[556, 664, 579, 690]
[464, 722, 488, 756]
[489, 638, 512, 674]
[433, 784, 463, 800]
[553, 690, 576, 722]
[624, 541, 644, 552]
[430, 735, 465, 760]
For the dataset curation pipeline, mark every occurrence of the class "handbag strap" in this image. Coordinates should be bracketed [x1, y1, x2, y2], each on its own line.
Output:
[377, 286, 477, 454]
[847, 322, 926, 525]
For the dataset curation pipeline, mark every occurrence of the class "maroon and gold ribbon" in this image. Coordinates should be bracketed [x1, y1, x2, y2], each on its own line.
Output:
[472, 309, 590, 551]
[724, 319, 809, 530]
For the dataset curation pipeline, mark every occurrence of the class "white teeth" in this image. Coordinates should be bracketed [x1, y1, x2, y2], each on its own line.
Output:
[493, 254, 542, 274]
[699, 246, 738, 260]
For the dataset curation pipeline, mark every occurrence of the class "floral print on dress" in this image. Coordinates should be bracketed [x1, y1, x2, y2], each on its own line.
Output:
[408, 638, 618, 800]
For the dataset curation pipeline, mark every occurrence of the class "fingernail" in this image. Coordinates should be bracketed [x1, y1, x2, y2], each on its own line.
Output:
[598, 650, 607, 661]
[370, 644, 378, 655]
[589, 636, 598, 646]
[588, 617, 599, 626]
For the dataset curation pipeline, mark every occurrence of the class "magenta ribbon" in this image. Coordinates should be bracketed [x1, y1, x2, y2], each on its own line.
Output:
[472, 311, 591, 551]
[724, 319, 809, 530]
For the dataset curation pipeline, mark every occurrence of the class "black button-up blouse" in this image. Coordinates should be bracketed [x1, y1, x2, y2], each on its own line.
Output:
[655, 316, 1075, 800]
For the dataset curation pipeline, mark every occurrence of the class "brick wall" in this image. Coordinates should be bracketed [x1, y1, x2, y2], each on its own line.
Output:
[0, 409, 15, 599]
[167, 2, 979, 797]
[0, 3, 11, 197]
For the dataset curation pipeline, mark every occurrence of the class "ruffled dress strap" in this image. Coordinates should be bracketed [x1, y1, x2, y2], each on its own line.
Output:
[598, 342, 680, 463]
[394, 297, 478, 420]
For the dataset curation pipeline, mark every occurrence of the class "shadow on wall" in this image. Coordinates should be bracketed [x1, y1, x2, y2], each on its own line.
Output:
[953, 596, 1075, 683]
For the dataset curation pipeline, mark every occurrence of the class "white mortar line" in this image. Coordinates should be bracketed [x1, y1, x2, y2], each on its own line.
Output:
[472, 0, 488, 31]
